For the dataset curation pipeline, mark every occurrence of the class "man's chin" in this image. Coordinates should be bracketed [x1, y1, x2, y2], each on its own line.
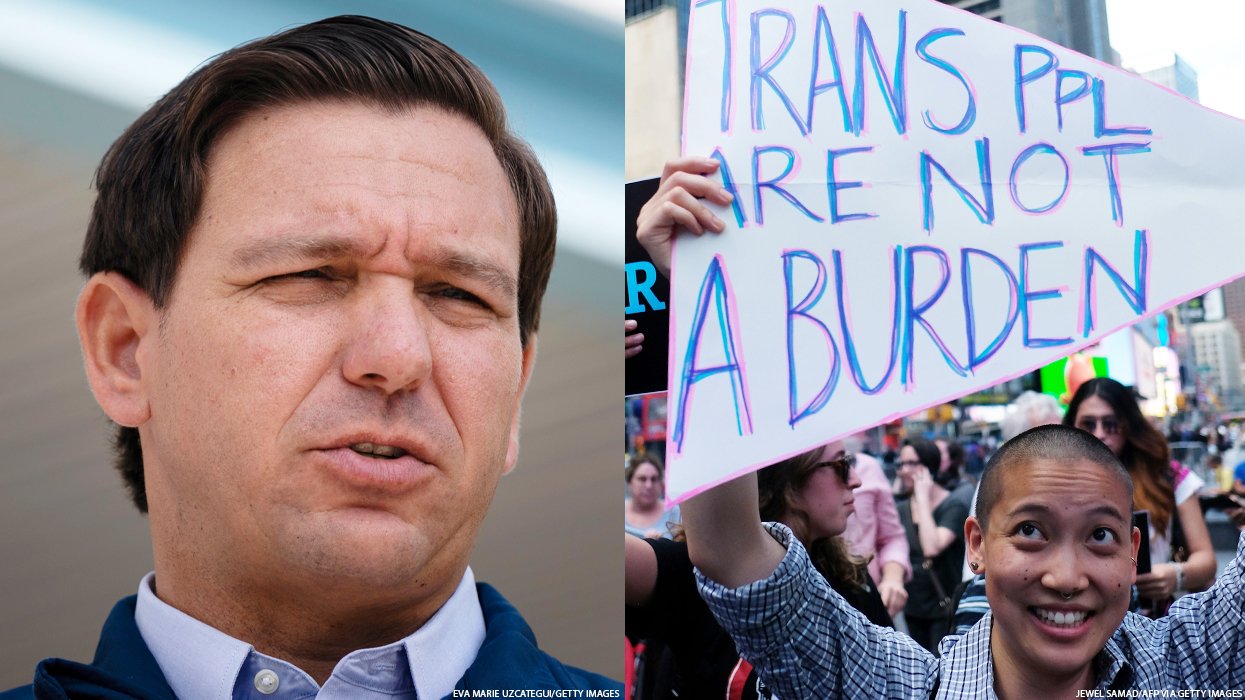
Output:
[271, 510, 456, 592]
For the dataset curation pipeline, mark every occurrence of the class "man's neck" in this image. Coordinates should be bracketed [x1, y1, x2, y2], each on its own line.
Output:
[151, 568, 460, 684]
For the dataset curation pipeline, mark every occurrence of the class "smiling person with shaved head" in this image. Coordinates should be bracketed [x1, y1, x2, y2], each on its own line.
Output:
[0, 16, 616, 700]
[680, 425, 1245, 698]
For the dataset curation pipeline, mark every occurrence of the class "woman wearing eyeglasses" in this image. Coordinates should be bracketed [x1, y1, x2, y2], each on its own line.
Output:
[893, 439, 975, 651]
[625, 442, 891, 700]
[1064, 377, 1216, 616]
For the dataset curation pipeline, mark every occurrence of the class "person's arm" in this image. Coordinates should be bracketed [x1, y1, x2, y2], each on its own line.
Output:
[912, 471, 958, 557]
[1136, 496, 1217, 598]
[872, 481, 913, 582]
[625, 534, 658, 607]
[1159, 530, 1245, 689]
[686, 472, 938, 698]
[682, 471, 783, 588]
[1175, 495, 1217, 591]
[868, 471, 912, 616]
[877, 561, 909, 619]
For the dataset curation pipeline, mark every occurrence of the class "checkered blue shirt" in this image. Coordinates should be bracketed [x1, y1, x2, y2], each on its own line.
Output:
[696, 523, 1245, 698]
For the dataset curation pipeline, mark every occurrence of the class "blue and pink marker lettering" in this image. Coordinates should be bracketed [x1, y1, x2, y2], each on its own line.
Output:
[709, 147, 748, 227]
[783, 250, 840, 426]
[1009, 143, 1069, 215]
[961, 248, 1019, 372]
[1081, 142, 1151, 226]
[1082, 229, 1150, 337]
[852, 10, 908, 136]
[1013, 44, 1056, 133]
[753, 145, 824, 224]
[808, 5, 853, 135]
[835, 248, 901, 393]
[916, 28, 976, 135]
[695, 0, 737, 133]
[672, 255, 753, 453]
[750, 9, 806, 134]
[1018, 241, 1072, 348]
[920, 137, 995, 233]
[1092, 78, 1152, 138]
[826, 147, 877, 223]
[902, 245, 968, 387]
[1055, 69, 1091, 132]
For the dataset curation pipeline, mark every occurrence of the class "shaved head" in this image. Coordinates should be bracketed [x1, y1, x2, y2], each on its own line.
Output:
[976, 424, 1132, 532]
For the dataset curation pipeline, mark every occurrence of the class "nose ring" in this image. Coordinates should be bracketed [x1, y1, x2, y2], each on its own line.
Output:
[1061, 591, 1073, 601]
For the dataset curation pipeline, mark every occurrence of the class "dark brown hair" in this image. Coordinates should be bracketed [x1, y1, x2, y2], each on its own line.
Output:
[625, 453, 665, 484]
[757, 446, 869, 589]
[1063, 378, 1173, 533]
[81, 16, 556, 513]
[903, 439, 942, 473]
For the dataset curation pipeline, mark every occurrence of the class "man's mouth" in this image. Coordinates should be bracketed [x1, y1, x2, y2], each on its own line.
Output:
[348, 442, 409, 460]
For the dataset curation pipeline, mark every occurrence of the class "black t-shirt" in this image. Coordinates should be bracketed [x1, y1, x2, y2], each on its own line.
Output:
[626, 537, 892, 700]
[899, 482, 973, 619]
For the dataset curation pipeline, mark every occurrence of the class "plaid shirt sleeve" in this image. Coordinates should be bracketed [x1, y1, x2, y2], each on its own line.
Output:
[696, 522, 939, 699]
[1126, 528, 1245, 689]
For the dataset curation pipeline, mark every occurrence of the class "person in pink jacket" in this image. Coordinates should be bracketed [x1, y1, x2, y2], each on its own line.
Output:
[842, 438, 911, 617]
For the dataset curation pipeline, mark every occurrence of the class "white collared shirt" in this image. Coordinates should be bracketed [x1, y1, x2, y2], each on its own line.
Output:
[135, 567, 486, 699]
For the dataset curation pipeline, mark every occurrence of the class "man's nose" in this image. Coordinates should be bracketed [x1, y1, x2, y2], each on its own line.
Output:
[341, 279, 432, 395]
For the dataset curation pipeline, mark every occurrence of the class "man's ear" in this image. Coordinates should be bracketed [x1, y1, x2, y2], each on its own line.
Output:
[965, 515, 986, 573]
[502, 334, 538, 476]
[76, 272, 157, 428]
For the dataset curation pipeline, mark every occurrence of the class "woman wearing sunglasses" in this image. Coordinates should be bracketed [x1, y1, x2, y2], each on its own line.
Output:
[625, 442, 891, 699]
[1064, 377, 1216, 616]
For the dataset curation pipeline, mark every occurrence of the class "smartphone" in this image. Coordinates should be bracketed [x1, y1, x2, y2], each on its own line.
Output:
[1199, 493, 1245, 512]
[1132, 510, 1151, 575]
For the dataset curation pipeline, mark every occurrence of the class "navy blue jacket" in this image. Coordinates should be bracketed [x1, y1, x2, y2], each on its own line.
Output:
[1, 583, 618, 699]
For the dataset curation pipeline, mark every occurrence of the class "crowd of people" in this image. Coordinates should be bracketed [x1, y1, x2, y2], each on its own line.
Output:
[624, 390, 1245, 698]
[624, 157, 1245, 699]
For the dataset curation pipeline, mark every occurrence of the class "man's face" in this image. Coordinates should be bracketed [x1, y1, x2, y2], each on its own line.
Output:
[968, 457, 1139, 688]
[138, 102, 532, 604]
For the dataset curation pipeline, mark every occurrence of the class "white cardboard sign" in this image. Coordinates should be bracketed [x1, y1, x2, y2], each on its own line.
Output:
[667, 0, 1245, 501]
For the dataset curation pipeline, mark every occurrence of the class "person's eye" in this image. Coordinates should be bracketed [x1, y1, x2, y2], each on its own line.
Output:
[1089, 527, 1119, 545]
[267, 267, 334, 282]
[1014, 522, 1044, 541]
[434, 285, 490, 308]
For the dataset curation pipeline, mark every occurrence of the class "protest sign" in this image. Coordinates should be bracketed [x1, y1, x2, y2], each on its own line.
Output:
[666, 0, 1245, 501]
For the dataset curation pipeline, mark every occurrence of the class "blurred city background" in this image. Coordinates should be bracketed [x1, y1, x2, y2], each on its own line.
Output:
[0, 0, 620, 685]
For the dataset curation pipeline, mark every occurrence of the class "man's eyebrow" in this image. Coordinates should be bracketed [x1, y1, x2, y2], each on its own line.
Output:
[1005, 502, 1128, 523]
[228, 238, 518, 298]
[433, 252, 518, 299]
[229, 235, 366, 270]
